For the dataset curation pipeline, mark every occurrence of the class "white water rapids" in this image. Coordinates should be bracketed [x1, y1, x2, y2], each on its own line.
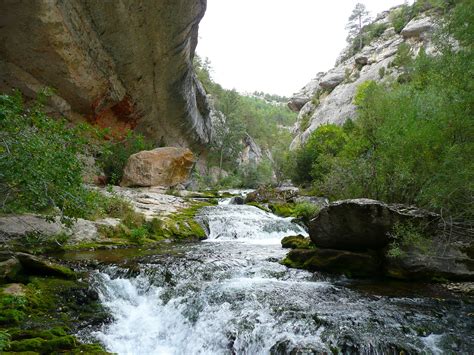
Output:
[87, 202, 473, 354]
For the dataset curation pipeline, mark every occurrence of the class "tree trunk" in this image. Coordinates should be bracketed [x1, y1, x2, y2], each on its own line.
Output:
[218, 148, 224, 180]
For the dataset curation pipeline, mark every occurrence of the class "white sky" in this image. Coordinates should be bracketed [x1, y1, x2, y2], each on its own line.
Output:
[197, 0, 413, 97]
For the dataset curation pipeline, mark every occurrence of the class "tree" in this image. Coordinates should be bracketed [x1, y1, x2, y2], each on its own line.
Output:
[346, 3, 371, 51]
[211, 90, 245, 177]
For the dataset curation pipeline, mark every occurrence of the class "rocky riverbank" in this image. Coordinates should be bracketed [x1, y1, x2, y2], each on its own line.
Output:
[0, 185, 225, 353]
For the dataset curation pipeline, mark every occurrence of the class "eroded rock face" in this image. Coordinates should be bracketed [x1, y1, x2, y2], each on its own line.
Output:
[0, 0, 211, 149]
[121, 147, 195, 188]
[401, 16, 435, 39]
[309, 199, 439, 251]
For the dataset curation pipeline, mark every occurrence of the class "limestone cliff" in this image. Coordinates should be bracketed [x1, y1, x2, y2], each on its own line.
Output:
[288, 6, 437, 149]
[0, 0, 211, 150]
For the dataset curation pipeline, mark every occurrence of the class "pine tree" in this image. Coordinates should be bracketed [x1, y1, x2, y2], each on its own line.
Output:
[346, 3, 371, 51]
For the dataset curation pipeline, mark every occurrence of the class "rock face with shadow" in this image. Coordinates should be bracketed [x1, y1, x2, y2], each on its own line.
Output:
[0, 0, 211, 150]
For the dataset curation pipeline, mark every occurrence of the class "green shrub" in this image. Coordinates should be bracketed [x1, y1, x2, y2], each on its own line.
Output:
[0, 91, 102, 226]
[378, 67, 386, 79]
[387, 222, 432, 258]
[240, 159, 274, 188]
[392, 43, 413, 68]
[299, 112, 312, 132]
[0, 330, 10, 351]
[98, 131, 153, 185]
[389, 4, 413, 33]
[293, 202, 320, 223]
[291, 124, 348, 186]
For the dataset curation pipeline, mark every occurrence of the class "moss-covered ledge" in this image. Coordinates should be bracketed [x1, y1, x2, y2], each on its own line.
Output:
[0, 276, 110, 353]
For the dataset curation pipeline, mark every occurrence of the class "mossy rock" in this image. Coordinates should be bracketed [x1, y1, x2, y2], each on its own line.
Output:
[246, 202, 271, 212]
[269, 203, 296, 217]
[15, 253, 76, 279]
[157, 202, 211, 241]
[282, 248, 383, 278]
[281, 235, 313, 249]
[0, 276, 110, 354]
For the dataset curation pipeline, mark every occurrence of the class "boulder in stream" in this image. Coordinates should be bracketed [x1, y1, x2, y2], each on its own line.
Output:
[309, 199, 439, 251]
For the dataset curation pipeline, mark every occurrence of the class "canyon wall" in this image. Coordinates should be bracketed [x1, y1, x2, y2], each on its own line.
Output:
[0, 0, 211, 150]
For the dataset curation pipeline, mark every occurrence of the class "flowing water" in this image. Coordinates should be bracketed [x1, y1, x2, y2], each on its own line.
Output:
[86, 201, 474, 354]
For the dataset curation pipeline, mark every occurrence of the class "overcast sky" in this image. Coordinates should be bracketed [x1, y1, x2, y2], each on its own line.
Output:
[197, 0, 413, 97]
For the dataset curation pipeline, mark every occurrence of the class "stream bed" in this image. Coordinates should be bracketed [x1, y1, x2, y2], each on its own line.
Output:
[81, 203, 473, 354]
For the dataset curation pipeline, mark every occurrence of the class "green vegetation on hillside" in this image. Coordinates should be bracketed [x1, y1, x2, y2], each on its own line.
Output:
[342, 0, 455, 62]
[290, 0, 474, 220]
[194, 56, 297, 187]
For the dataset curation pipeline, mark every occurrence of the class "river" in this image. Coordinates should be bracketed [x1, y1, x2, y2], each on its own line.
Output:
[84, 200, 474, 354]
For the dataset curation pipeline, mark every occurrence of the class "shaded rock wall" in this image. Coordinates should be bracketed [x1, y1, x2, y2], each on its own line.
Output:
[0, 0, 211, 149]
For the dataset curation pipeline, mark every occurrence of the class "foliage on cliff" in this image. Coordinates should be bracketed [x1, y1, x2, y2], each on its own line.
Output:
[290, 0, 474, 220]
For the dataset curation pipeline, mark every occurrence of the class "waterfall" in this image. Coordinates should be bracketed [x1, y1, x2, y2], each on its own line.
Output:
[88, 203, 474, 354]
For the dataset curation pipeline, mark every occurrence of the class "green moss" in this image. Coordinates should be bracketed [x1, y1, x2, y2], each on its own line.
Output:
[246, 202, 271, 212]
[158, 202, 211, 241]
[269, 203, 296, 218]
[269, 202, 319, 226]
[282, 249, 381, 278]
[281, 235, 313, 249]
[0, 295, 27, 325]
[0, 277, 110, 354]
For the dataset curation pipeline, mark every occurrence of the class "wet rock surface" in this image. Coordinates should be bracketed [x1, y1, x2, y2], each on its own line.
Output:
[283, 248, 383, 278]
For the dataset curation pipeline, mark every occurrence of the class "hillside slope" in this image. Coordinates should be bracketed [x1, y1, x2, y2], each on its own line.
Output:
[288, 5, 437, 149]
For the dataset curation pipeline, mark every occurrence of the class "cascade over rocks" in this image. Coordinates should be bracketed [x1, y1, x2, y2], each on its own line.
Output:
[0, 0, 211, 149]
[309, 199, 439, 251]
[121, 147, 195, 188]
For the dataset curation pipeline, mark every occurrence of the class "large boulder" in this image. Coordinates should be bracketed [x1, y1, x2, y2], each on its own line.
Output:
[401, 16, 435, 39]
[0, 214, 114, 245]
[319, 70, 346, 90]
[121, 147, 195, 187]
[15, 253, 76, 279]
[309, 199, 439, 251]
[245, 186, 299, 204]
